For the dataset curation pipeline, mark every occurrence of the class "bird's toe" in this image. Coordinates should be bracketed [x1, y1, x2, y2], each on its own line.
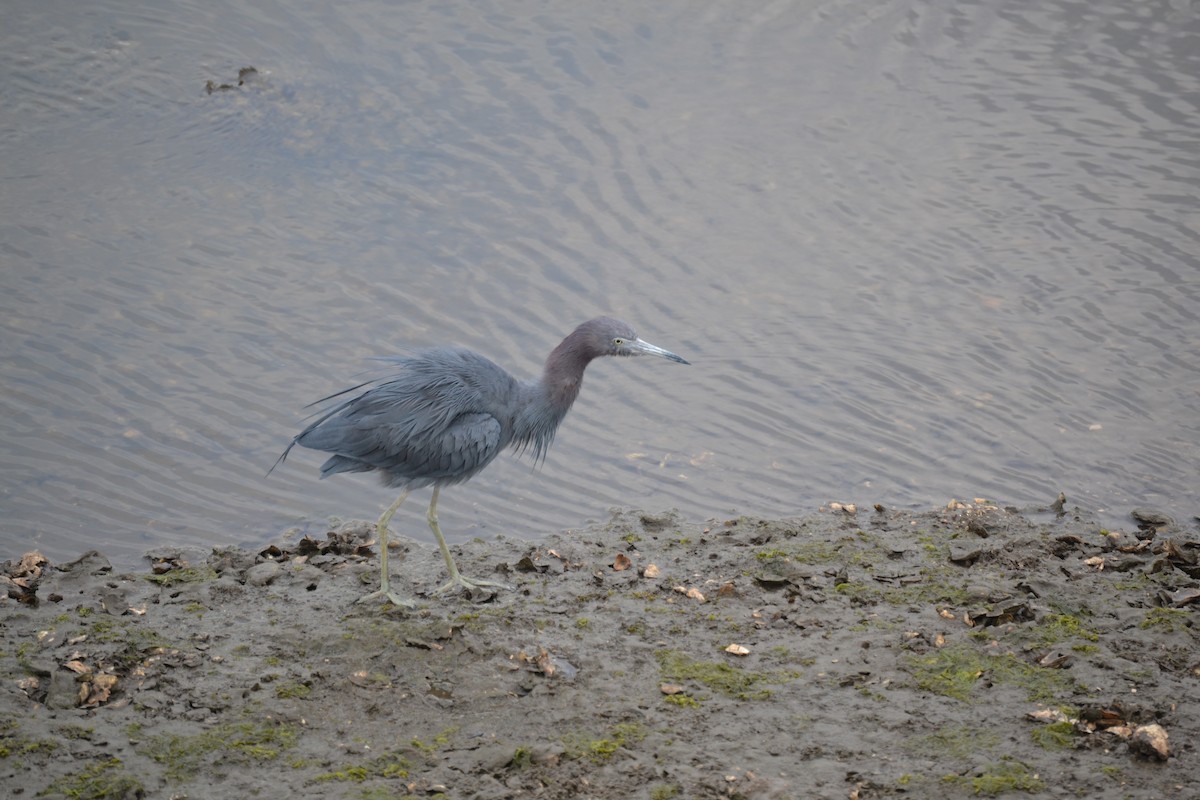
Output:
[355, 588, 417, 608]
[434, 575, 512, 599]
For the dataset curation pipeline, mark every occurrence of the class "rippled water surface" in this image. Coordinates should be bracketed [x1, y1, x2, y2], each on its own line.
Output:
[2, 0, 1197, 566]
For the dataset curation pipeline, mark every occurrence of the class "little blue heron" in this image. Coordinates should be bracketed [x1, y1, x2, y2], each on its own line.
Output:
[272, 317, 689, 606]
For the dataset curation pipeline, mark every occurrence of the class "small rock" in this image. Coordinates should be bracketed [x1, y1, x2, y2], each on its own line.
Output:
[639, 513, 674, 532]
[1103, 531, 1143, 552]
[966, 599, 1032, 627]
[244, 561, 281, 587]
[513, 555, 546, 573]
[673, 585, 705, 602]
[1037, 650, 1073, 668]
[1108, 555, 1147, 573]
[1156, 538, 1197, 565]
[85, 673, 118, 706]
[753, 571, 796, 589]
[99, 587, 129, 615]
[1130, 723, 1169, 761]
[531, 742, 565, 766]
[1027, 708, 1073, 724]
[1131, 508, 1173, 529]
[46, 669, 82, 709]
[1169, 587, 1200, 607]
[60, 551, 112, 576]
[949, 544, 992, 565]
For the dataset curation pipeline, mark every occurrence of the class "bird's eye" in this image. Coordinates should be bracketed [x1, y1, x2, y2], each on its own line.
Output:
[613, 338, 625, 347]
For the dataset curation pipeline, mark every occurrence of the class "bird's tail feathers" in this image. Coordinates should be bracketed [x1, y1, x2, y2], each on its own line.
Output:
[265, 438, 298, 477]
[318, 454, 374, 478]
[302, 379, 375, 411]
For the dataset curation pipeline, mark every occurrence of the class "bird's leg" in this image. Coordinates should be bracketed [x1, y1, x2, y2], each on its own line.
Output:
[356, 488, 416, 607]
[428, 486, 513, 595]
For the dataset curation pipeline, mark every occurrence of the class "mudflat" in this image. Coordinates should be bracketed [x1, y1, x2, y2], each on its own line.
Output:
[2, 501, 1195, 799]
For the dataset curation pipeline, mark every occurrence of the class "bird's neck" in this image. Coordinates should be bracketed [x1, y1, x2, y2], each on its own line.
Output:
[511, 345, 590, 460]
[543, 341, 588, 408]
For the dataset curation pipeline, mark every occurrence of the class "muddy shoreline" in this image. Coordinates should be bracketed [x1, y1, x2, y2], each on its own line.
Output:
[2, 502, 1197, 799]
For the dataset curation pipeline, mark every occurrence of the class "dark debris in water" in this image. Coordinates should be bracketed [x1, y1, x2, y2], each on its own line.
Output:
[205, 66, 260, 94]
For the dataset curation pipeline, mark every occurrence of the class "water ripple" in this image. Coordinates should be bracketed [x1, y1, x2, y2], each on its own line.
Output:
[2, 0, 1198, 565]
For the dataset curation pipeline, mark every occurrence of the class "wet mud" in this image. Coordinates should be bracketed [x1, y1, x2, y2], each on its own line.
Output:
[2, 501, 1197, 799]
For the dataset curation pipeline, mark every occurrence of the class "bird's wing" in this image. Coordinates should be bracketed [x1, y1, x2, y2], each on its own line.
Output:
[311, 401, 504, 485]
[385, 410, 504, 484]
[291, 349, 514, 484]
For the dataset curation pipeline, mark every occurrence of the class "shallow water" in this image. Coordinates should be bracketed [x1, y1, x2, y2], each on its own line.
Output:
[1, 0, 1197, 566]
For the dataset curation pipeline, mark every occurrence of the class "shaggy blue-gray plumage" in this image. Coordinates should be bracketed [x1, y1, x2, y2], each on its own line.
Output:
[273, 317, 688, 606]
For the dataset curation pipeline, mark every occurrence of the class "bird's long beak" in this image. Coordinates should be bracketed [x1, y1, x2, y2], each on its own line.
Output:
[629, 337, 690, 365]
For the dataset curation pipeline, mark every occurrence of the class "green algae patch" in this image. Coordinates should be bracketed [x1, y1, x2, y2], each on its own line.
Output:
[274, 681, 312, 700]
[664, 693, 701, 708]
[138, 719, 298, 781]
[410, 726, 458, 757]
[54, 725, 95, 742]
[1139, 607, 1191, 633]
[313, 730, 444, 783]
[36, 757, 143, 800]
[1024, 613, 1100, 648]
[754, 539, 842, 565]
[312, 754, 412, 783]
[1, 717, 60, 761]
[905, 643, 1079, 703]
[145, 566, 217, 587]
[1030, 720, 1076, 750]
[906, 644, 988, 701]
[904, 724, 1001, 761]
[656, 650, 800, 700]
[81, 617, 172, 650]
[942, 759, 1044, 796]
[832, 571, 973, 608]
[510, 745, 534, 769]
[341, 616, 457, 650]
[563, 722, 648, 763]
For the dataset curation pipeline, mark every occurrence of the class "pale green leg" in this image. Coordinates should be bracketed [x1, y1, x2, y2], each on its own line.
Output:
[428, 486, 513, 595]
[356, 488, 415, 607]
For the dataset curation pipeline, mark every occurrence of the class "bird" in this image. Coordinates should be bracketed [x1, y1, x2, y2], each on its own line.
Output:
[271, 317, 689, 606]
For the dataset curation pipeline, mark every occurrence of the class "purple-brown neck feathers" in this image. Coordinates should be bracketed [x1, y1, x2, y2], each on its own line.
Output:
[511, 317, 635, 461]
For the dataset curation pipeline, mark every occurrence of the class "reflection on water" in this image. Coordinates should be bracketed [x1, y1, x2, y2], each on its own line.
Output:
[1, 0, 1196, 566]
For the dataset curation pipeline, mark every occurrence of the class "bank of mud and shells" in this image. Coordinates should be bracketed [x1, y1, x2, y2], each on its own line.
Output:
[2, 500, 1197, 798]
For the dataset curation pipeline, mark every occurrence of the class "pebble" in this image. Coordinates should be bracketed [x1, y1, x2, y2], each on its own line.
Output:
[1130, 723, 1169, 761]
[1131, 508, 1173, 529]
[244, 561, 281, 587]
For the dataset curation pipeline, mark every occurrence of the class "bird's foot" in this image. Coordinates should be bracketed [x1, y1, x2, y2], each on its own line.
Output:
[434, 574, 513, 597]
[355, 588, 416, 608]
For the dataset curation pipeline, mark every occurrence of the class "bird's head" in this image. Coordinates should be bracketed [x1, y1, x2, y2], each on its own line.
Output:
[582, 316, 690, 364]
